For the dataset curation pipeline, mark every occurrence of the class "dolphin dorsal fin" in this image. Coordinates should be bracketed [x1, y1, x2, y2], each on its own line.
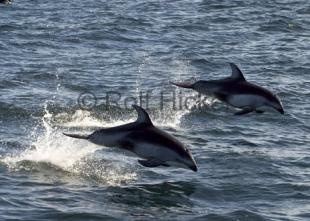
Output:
[229, 63, 246, 81]
[132, 105, 153, 125]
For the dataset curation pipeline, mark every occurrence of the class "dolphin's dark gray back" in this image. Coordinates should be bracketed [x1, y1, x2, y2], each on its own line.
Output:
[93, 105, 153, 135]
[92, 105, 189, 157]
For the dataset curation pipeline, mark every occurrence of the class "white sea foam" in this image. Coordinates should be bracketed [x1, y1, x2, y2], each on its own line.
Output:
[58, 109, 134, 128]
[3, 105, 137, 185]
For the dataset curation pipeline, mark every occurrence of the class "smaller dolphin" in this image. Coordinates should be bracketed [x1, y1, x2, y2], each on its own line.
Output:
[171, 63, 284, 115]
[64, 105, 198, 172]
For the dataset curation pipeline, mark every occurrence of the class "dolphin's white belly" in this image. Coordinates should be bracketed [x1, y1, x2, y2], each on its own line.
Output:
[133, 143, 179, 161]
[227, 94, 266, 108]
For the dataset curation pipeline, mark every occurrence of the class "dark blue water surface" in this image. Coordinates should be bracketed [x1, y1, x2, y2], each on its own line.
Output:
[0, 1, 310, 220]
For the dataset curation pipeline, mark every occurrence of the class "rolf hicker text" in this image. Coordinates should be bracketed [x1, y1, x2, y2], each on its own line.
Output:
[77, 90, 210, 110]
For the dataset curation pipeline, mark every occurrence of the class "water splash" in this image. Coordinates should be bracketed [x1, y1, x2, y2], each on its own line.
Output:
[57, 110, 106, 128]
[4, 105, 97, 167]
[151, 59, 213, 128]
[3, 105, 137, 185]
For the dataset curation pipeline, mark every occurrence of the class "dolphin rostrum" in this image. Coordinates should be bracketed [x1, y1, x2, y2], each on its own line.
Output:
[64, 105, 198, 172]
[171, 63, 284, 115]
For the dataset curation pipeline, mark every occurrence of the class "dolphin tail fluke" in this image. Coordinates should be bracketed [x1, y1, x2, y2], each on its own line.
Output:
[63, 133, 89, 139]
[170, 78, 196, 89]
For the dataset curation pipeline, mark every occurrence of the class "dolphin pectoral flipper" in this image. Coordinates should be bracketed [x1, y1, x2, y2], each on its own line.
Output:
[234, 108, 254, 115]
[255, 110, 265, 114]
[138, 159, 168, 168]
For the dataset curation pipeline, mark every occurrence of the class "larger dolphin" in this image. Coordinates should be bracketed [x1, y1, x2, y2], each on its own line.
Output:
[171, 63, 284, 115]
[64, 105, 198, 172]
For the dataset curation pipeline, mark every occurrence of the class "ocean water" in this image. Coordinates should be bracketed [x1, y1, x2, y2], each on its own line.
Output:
[0, 0, 309, 220]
